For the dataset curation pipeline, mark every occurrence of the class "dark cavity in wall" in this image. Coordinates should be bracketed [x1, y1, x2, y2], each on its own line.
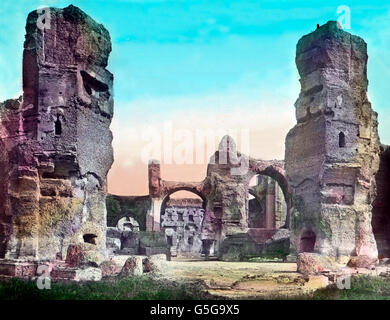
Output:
[55, 115, 62, 135]
[83, 233, 97, 245]
[339, 132, 346, 147]
[299, 230, 316, 253]
[372, 146, 390, 258]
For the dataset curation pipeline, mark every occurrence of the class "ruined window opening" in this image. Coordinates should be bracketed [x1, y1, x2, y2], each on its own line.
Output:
[178, 213, 184, 221]
[299, 230, 316, 253]
[188, 236, 194, 246]
[80, 70, 109, 96]
[189, 214, 194, 222]
[167, 235, 173, 246]
[55, 115, 62, 135]
[339, 132, 346, 148]
[83, 234, 97, 245]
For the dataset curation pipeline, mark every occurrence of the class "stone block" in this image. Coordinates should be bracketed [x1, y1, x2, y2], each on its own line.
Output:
[347, 255, 377, 269]
[121, 256, 143, 276]
[106, 227, 121, 239]
[65, 244, 84, 268]
[297, 253, 333, 274]
[0, 260, 37, 277]
[100, 259, 121, 277]
[121, 231, 139, 249]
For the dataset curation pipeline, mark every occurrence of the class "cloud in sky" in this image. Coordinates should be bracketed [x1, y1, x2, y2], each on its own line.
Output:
[0, 0, 389, 196]
[108, 73, 297, 195]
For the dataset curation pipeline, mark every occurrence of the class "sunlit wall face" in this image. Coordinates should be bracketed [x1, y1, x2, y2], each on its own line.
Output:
[1, 0, 389, 195]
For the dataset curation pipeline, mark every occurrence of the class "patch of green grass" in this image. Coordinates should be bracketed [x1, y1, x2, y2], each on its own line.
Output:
[0, 275, 212, 300]
[3, 274, 390, 300]
[307, 275, 390, 300]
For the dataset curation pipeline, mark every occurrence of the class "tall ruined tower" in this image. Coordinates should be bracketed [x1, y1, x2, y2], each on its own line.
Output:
[0, 5, 114, 261]
[285, 21, 381, 266]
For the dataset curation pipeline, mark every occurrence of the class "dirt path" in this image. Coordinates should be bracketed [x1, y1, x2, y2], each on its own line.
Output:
[155, 258, 329, 299]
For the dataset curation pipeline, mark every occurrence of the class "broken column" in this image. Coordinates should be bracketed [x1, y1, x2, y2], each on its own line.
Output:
[285, 21, 381, 267]
[147, 160, 163, 231]
[265, 179, 276, 229]
[0, 5, 114, 263]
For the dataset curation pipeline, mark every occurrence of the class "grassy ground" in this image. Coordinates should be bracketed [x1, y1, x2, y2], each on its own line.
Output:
[308, 275, 390, 300]
[0, 275, 213, 300]
[1, 274, 390, 300]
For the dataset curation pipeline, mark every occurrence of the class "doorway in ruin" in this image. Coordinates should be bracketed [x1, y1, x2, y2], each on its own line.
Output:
[160, 190, 206, 257]
[299, 230, 316, 253]
[247, 174, 287, 229]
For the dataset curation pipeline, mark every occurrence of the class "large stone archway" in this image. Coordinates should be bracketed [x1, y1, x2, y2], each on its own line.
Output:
[146, 160, 206, 232]
[160, 187, 206, 217]
[246, 160, 293, 229]
[160, 189, 206, 257]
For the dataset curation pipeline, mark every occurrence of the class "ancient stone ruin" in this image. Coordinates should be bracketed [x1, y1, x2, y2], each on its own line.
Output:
[0, 5, 113, 277]
[140, 136, 292, 261]
[109, 22, 390, 270]
[161, 198, 204, 257]
[285, 21, 383, 269]
[0, 6, 389, 280]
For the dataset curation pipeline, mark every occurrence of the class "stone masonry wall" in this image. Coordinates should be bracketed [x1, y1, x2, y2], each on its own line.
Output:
[0, 5, 114, 261]
[372, 146, 390, 258]
[285, 21, 381, 266]
[161, 198, 204, 256]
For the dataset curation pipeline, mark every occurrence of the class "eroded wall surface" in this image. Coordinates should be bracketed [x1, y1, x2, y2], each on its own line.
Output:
[285, 21, 381, 265]
[0, 5, 113, 261]
[145, 136, 291, 258]
[372, 146, 390, 258]
[161, 198, 204, 256]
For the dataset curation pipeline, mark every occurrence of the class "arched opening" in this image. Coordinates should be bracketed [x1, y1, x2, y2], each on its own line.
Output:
[299, 230, 316, 253]
[247, 174, 287, 229]
[160, 190, 206, 257]
[339, 132, 346, 148]
[55, 115, 62, 135]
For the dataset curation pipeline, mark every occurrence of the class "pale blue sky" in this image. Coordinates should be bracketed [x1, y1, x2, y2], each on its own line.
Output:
[0, 0, 389, 146]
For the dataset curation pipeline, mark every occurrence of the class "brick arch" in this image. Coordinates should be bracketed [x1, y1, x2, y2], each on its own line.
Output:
[160, 187, 207, 216]
[247, 160, 293, 228]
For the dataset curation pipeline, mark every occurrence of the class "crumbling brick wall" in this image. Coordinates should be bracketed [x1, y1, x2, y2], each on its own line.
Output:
[0, 5, 114, 261]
